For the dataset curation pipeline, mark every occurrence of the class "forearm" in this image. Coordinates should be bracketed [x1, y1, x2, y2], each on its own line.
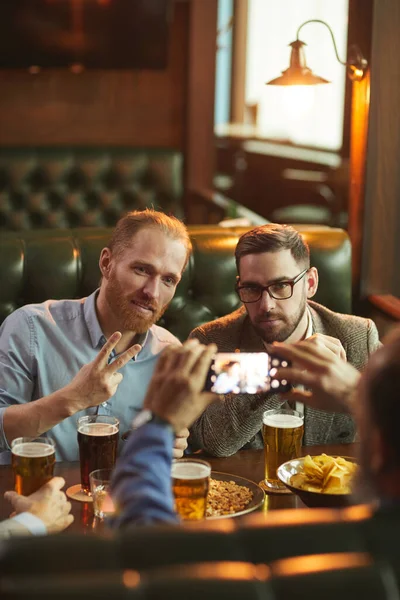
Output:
[339, 388, 359, 416]
[190, 394, 276, 457]
[0, 518, 31, 539]
[2, 389, 77, 446]
[110, 422, 178, 528]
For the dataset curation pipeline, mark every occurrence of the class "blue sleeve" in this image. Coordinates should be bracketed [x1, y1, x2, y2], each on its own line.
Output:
[109, 422, 178, 528]
[0, 310, 35, 451]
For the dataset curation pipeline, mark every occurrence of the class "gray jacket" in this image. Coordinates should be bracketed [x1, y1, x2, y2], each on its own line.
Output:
[189, 301, 380, 456]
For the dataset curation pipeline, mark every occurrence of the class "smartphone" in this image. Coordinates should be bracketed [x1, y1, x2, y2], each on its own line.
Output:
[204, 352, 291, 394]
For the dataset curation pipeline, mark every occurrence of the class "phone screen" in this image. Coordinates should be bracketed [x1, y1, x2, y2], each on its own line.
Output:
[205, 352, 291, 394]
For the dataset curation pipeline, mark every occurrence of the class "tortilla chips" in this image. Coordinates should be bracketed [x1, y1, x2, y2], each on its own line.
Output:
[290, 454, 357, 495]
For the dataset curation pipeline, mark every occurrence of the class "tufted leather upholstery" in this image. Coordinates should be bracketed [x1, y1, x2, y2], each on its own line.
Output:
[0, 148, 183, 230]
[0, 225, 351, 341]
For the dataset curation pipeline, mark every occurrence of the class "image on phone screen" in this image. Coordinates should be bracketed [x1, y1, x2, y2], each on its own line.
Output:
[205, 352, 291, 394]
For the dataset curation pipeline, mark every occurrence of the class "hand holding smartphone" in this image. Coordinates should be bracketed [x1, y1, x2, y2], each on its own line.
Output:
[204, 352, 291, 394]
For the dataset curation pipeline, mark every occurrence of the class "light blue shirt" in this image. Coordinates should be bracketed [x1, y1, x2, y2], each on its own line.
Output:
[0, 290, 180, 462]
[12, 512, 47, 536]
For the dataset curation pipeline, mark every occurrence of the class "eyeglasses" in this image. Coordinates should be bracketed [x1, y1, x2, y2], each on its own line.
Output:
[236, 269, 309, 303]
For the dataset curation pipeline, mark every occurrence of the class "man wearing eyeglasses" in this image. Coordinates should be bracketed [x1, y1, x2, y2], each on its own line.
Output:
[188, 223, 380, 456]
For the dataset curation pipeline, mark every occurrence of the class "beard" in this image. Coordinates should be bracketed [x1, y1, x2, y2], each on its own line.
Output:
[250, 296, 307, 343]
[105, 270, 169, 334]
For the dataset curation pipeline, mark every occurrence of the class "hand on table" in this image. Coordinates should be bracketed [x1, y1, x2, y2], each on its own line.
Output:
[271, 340, 360, 413]
[4, 477, 74, 534]
[143, 339, 218, 433]
[65, 331, 141, 411]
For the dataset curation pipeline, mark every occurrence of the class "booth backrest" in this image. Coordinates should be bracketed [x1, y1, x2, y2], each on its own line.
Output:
[0, 225, 351, 340]
[2, 510, 400, 600]
[0, 148, 183, 230]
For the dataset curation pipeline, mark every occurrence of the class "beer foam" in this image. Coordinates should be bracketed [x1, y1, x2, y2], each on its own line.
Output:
[263, 413, 303, 429]
[12, 442, 55, 458]
[78, 423, 119, 436]
[171, 462, 211, 480]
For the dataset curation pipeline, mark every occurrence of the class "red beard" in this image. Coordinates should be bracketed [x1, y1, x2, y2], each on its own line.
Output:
[105, 271, 169, 334]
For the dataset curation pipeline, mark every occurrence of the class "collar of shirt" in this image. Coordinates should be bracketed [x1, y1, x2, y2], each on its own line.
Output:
[260, 307, 313, 414]
[304, 306, 313, 340]
[295, 307, 313, 417]
[83, 289, 149, 358]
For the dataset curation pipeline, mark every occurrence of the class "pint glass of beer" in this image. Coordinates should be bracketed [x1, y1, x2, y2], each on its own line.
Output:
[261, 408, 304, 492]
[172, 459, 211, 521]
[11, 437, 55, 496]
[77, 415, 119, 495]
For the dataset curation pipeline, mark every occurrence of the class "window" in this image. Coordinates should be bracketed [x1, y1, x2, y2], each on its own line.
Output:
[245, 0, 349, 151]
[215, 0, 234, 126]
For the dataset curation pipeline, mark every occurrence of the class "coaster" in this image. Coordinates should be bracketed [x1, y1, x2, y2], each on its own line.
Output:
[66, 484, 93, 503]
[258, 480, 292, 495]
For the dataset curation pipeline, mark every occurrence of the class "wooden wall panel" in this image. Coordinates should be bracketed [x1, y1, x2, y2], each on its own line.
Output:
[0, 2, 189, 148]
[362, 0, 400, 299]
[348, 72, 370, 296]
[185, 0, 218, 220]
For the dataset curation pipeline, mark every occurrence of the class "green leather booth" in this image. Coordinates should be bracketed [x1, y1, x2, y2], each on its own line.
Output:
[0, 148, 183, 230]
[0, 225, 351, 340]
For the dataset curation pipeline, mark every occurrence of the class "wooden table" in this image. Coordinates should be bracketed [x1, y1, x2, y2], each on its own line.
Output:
[0, 443, 357, 534]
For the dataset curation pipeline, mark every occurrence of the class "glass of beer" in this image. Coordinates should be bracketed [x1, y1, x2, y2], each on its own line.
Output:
[77, 415, 119, 495]
[261, 408, 304, 493]
[172, 458, 211, 521]
[11, 437, 55, 496]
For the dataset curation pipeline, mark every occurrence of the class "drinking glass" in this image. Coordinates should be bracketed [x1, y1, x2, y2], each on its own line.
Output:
[89, 469, 115, 519]
[77, 415, 119, 494]
[171, 458, 211, 520]
[260, 408, 304, 493]
[11, 437, 55, 496]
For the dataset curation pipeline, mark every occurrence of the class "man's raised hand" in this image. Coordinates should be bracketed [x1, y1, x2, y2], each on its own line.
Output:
[65, 332, 141, 411]
[144, 339, 218, 433]
[271, 340, 360, 413]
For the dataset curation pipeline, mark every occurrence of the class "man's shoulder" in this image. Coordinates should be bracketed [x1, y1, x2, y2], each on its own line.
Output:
[12, 298, 85, 321]
[0, 298, 86, 336]
[149, 324, 181, 348]
[189, 307, 246, 346]
[309, 301, 373, 334]
[308, 301, 380, 363]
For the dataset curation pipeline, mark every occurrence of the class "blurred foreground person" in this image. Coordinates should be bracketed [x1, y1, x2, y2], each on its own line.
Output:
[111, 339, 216, 527]
[0, 477, 73, 539]
[273, 326, 400, 504]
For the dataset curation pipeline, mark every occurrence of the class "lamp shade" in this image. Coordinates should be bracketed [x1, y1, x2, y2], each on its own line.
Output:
[266, 40, 330, 86]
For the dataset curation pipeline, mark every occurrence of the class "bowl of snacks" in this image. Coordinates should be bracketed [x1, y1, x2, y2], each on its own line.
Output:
[277, 454, 358, 508]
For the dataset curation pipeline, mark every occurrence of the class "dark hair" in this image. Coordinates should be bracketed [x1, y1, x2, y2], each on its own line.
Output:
[366, 335, 400, 467]
[108, 209, 192, 269]
[235, 224, 310, 272]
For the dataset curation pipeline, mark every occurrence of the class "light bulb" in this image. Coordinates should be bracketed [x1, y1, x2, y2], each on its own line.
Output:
[281, 86, 315, 120]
